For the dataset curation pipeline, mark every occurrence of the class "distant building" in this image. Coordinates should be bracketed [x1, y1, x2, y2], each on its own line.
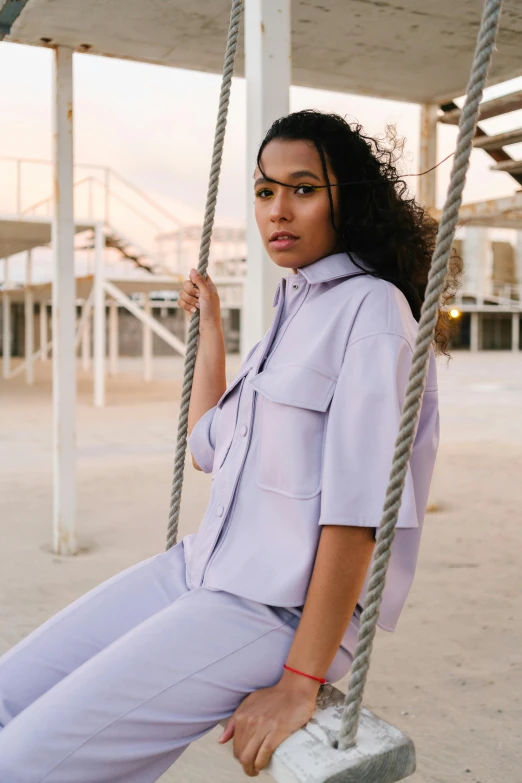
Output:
[447, 228, 522, 351]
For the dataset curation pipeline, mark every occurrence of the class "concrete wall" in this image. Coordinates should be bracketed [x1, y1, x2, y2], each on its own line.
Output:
[492, 242, 516, 285]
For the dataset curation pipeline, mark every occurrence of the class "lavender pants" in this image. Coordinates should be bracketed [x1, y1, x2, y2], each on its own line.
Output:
[0, 540, 356, 783]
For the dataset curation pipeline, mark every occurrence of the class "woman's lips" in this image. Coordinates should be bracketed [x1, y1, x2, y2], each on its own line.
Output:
[269, 236, 299, 251]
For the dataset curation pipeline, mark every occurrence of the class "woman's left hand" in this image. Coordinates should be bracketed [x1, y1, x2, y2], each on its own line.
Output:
[218, 674, 320, 777]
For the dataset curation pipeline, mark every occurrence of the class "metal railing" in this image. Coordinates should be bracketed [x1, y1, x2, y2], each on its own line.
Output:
[450, 285, 522, 310]
[0, 157, 182, 270]
[0, 156, 249, 280]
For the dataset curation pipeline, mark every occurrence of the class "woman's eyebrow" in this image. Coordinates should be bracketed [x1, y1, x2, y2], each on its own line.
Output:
[288, 170, 321, 181]
[254, 170, 322, 187]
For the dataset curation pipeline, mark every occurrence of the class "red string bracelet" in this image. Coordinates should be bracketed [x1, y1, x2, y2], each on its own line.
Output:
[283, 664, 326, 684]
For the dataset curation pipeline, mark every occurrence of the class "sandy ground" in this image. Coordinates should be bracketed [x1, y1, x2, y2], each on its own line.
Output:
[1, 351, 521, 783]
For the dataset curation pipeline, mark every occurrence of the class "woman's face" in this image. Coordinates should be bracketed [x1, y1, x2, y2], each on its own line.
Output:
[254, 138, 341, 272]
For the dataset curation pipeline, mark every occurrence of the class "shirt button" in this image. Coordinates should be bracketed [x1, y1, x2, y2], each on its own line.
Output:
[239, 425, 248, 436]
[292, 282, 299, 290]
[216, 506, 225, 517]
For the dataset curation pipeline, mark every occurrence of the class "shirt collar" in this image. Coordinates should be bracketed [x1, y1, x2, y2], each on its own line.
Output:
[296, 251, 369, 284]
[272, 252, 369, 307]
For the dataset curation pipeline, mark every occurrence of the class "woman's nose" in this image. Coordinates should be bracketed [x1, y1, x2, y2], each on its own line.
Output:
[269, 191, 292, 222]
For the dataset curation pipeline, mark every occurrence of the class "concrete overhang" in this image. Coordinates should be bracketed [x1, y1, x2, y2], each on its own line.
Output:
[1, 0, 521, 104]
[4, 274, 185, 303]
[0, 215, 93, 258]
[434, 191, 522, 229]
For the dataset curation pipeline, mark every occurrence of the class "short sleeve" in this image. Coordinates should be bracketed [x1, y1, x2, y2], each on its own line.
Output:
[188, 405, 221, 474]
[318, 333, 419, 529]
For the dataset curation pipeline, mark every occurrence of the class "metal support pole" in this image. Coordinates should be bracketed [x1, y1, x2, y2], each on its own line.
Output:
[143, 293, 152, 381]
[418, 104, 438, 210]
[470, 311, 480, 352]
[242, 0, 291, 359]
[81, 300, 91, 371]
[25, 250, 34, 385]
[52, 46, 77, 555]
[109, 300, 119, 376]
[93, 222, 106, 407]
[512, 313, 519, 352]
[40, 303, 48, 361]
[104, 281, 186, 355]
[2, 258, 10, 380]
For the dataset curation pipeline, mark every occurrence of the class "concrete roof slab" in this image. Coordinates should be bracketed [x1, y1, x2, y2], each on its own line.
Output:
[3, 0, 522, 104]
[0, 216, 93, 258]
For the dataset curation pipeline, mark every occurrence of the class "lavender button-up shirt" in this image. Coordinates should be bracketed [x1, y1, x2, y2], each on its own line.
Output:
[185, 252, 439, 640]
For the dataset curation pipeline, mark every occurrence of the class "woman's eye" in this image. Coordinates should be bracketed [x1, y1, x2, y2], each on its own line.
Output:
[255, 188, 273, 199]
[294, 184, 317, 195]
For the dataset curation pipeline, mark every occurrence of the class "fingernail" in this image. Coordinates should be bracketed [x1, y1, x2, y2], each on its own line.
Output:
[190, 306, 196, 313]
[195, 302, 200, 308]
[190, 268, 197, 276]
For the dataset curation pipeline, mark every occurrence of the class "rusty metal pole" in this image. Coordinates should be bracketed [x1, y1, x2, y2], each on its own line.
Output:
[2, 258, 11, 380]
[242, 0, 291, 360]
[52, 45, 77, 555]
[40, 301, 48, 362]
[418, 103, 439, 210]
[93, 221, 106, 408]
[24, 250, 34, 385]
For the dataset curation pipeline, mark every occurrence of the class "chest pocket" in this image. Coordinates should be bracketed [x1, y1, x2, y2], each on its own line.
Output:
[249, 363, 336, 499]
[212, 364, 252, 477]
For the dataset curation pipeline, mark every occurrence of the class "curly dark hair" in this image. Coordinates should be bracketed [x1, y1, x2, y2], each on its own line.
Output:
[257, 110, 462, 355]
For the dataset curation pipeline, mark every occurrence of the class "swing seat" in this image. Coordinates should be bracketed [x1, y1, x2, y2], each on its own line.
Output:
[221, 684, 415, 783]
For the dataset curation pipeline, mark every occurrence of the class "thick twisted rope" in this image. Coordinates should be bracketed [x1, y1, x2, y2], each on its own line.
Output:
[335, 0, 503, 750]
[166, 0, 243, 550]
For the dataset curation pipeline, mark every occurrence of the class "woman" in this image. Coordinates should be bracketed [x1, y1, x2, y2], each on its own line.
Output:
[0, 111, 452, 781]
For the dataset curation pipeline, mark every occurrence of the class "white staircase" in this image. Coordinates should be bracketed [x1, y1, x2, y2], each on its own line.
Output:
[439, 89, 522, 185]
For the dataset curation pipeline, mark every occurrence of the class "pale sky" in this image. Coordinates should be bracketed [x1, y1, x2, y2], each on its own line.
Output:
[1, 40, 522, 280]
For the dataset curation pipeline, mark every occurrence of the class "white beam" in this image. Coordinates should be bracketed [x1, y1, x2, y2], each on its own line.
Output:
[103, 280, 186, 355]
[40, 303, 49, 361]
[25, 250, 34, 385]
[143, 294, 152, 381]
[109, 300, 119, 376]
[14, 303, 86, 380]
[81, 300, 91, 371]
[75, 289, 94, 354]
[242, 0, 291, 359]
[93, 222, 106, 408]
[470, 311, 480, 352]
[512, 313, 519, 352]
[52, 46, 77, 556]
[418, 104, 438, 210]
[2, 292, 10, 380]
[10, 348, 43, 379]
[2, 258, 10, 380]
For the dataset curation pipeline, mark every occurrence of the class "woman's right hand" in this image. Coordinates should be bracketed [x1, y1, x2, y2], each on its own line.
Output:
[178, 268, 222, 330]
